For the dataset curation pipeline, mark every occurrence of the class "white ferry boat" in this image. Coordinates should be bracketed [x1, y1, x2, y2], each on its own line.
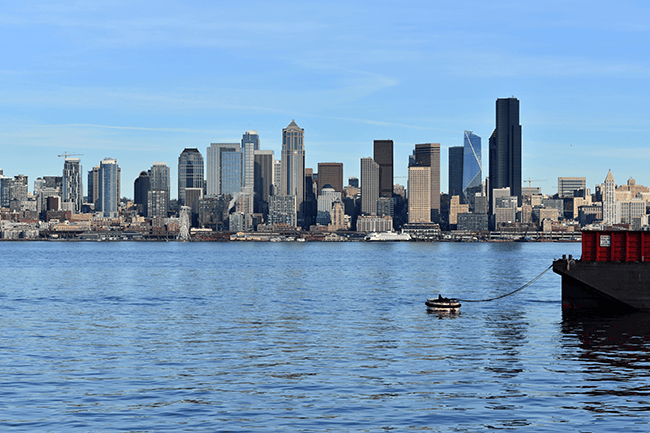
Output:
[365, 231, 412, 242]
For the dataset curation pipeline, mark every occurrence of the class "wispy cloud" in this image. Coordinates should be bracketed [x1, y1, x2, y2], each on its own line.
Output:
[38, 123, 228, 134]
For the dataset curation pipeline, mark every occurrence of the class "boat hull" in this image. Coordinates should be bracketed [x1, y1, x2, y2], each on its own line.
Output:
[425, 298, 461, 312]
[553, 259, 650, 311]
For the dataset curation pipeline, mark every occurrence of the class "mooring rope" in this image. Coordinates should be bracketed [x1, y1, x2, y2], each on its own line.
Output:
[457, 264, 553, 303]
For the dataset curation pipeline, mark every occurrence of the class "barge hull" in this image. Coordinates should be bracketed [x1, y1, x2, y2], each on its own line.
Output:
[553, 259, 650, 311]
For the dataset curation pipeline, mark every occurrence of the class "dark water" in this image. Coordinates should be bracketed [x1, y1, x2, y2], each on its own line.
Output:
[2, 241, 649, 431]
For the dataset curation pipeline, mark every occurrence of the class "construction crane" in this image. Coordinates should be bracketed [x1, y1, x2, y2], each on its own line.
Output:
[523, 178, 547, 204]
[57, 152, 84, 159]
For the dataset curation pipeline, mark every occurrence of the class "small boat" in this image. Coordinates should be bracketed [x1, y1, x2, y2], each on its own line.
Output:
[425, 295, 461, 311]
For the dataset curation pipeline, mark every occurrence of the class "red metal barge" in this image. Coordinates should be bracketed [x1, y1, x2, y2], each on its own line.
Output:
[553, 231, 650, 311]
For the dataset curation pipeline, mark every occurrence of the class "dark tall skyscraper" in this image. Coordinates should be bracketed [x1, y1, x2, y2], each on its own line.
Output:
[489, 97, 521, 210]
[448, 146, 464, 199]
[178, 148, 205, 206]
[134, 171, 150, 216]
[317, 162, 343, 193]
[373, 140, 393, 197]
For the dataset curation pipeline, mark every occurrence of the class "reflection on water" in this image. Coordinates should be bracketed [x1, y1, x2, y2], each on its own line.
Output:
[561, 311, 650, 415]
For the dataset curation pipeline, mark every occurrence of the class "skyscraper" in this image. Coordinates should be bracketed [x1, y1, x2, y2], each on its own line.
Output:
[62, 158, 83, 213]
[149, 162, 170, 218]
[241, 131, 259, 193]
[408, 165, 431, 223]
[489, 97, 521, 211]
[99, 158, 119, 218]
[413, 143, 441, 221]
[254, 150, 274, 208]
[206, 143, 241, 196]
[317, 162, 344, 193]
[361, 157, 379, 215]
[273, 159, 282, 196]
[88, 166, 100, 208]
[603, 170, 616, 225]
[373, 140, 393, 197]
[178, 148, 204, 206]
[448, 146, 464, 199]
[463, 131, 482, 210]
[558, 177, 587, 198]
[134, 171, 150, 216]
[281, 120, 305, 223]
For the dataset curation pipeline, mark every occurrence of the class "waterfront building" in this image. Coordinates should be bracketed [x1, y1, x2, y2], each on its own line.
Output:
[356, 215, 393, 232]
[463, 131, 482, 211]
[408, 165, 431, 223]
[269, 195, 297, 228]
[374, 140, 393, 198]
[412, 143, 441, 221]
[98, 158, 119, 218]
[318, 162, 344, 193]
[489, 97, 522, 210]
[448, 146, 463, 199]
[134, 171, 150, 216]
[558, 177, 587, 198]
[281, 120, 305, 223]
[360, 157, 379, 215]
[62, 158, 83, 214]
[178, 148, 204, 206]
[457, 213, 489, 231]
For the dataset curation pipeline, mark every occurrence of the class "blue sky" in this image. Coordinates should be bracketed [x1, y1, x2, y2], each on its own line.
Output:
[1, 0, 649, 198]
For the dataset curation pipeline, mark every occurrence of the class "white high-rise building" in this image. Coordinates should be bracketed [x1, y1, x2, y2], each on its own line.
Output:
[99, 158, 119, 218]
[603, 170, 617, 225]
[206, 143, 241, 196]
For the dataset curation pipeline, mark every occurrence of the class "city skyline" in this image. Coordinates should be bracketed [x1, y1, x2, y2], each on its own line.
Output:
[1, 1, 649, 197]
